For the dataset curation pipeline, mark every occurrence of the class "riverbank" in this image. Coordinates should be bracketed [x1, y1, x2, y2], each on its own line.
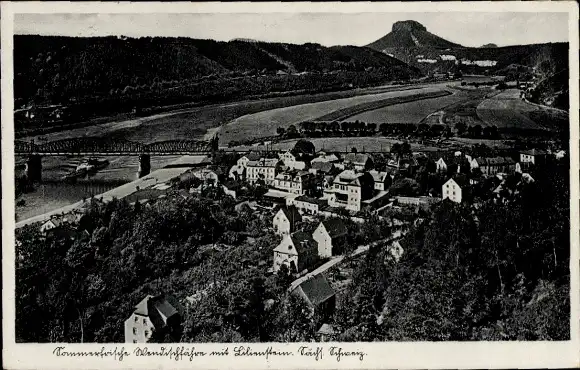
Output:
[15, 157, 204, 229]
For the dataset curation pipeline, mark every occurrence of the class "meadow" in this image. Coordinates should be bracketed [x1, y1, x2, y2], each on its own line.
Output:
[347, 90, 468, 124]
[218, 86, 445, 144]
[476, 89, 567, 131]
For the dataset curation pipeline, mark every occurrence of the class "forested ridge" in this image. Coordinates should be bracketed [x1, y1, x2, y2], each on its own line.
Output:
[14, 35, 420, 112]
[15, 158, 570, 342]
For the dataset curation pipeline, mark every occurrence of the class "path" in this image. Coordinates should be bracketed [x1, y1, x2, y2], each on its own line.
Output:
[288, 228, 405, 292]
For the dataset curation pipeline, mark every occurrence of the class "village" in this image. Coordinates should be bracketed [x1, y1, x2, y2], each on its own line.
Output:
[26, 137, 567, 343]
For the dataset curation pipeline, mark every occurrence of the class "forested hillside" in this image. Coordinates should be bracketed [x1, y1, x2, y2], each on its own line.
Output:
[14, 35, 420, 111]
[15, 157, 569, 342]
[336, 161, 570, 340]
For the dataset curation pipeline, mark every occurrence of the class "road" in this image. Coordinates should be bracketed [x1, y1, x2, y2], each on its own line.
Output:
[15, 159, 196, 229]
[288, 228, 405, 292]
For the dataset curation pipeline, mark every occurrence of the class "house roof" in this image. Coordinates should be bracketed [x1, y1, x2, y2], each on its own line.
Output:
[242, 152, 262, 161]
[520, 149, 548, 156]
[133, 294, 182, 329]
[247, 158, 280, 168]
[289, 231, 315, 254]
[317, 323, 338, 335]
[277, 206, 302, 224]
[312, 153, 339, 163]
[321, 219, 348, 239]
[294, 195, 327, 207]
[344, 153, 372, 166]
[474, 157, 515, 166]
[334, 170, 360, 185]
[311, 161, 334, 173]
[229, 164, 245, 174]
[447, 175, 469, 188]
[296, 274, 335, 306]
[368, 170, 388, 183]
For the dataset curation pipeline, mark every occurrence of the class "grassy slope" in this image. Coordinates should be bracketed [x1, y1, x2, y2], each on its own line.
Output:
[218, 86, 444, 143]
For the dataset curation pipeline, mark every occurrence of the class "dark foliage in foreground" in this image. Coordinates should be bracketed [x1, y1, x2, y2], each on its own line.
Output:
[335, 162, 570, 340]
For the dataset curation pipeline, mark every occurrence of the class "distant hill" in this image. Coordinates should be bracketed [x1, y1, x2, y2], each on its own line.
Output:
[367, 20, 462, 50]
[14, 35, 420, 111]
[366, 20, 569, 77]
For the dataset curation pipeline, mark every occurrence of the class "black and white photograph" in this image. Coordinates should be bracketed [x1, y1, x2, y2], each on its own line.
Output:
[3, 1, 579, 368]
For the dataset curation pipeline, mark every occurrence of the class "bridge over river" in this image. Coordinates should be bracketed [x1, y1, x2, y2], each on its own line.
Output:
[15, 136, 219, 181]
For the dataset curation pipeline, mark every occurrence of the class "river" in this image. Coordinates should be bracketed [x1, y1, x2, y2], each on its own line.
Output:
[15, 155, 182, 222]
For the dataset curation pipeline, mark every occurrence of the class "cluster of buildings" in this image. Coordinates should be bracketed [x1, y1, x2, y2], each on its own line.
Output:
[272, 206, 347, 273]
[437, 148, 552, 204]
[229, 150, 395, 213]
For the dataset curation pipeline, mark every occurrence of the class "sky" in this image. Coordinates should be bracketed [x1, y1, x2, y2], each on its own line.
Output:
[14, 12, 569, 47]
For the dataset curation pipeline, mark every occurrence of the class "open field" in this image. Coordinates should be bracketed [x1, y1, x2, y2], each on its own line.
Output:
[476, 89, 567, 131]
[219, 85, 448, 144]
[347, 89, 468, 123]
[24, 82, 456, 145]
[312, 90, 451, 122]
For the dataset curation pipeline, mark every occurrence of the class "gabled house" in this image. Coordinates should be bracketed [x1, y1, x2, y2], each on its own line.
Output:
[236, 152, 261, 168]
[292, 274, 336, 319]
[471, 157, 517, 176]
[326, 170, 374, 212]
[193, 169, 220, 186]
[312, 219, 348, 258]
[273, 206, 302, 235]
[228, 164, 246, 181]
[442, 176, 468, 203]
[273, 170, 314, 195]
[343, 153, 374, 172]
[368, 170, 393, 191]
[124, 294, 182, 343]
[436, 154, 470, 174]
[273, 231, 317, 273]
[520, 149, 548, 165]
[291, 196, 328, 215]
[246, 158, 282, 185]
[309, 161, 336, 176]
[311, 153, 340, 164]
[40, 217, 65, 234]
[222, 181, 243, 199]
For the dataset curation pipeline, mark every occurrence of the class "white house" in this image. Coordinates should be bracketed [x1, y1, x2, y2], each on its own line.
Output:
[343, 153, 373, 172]
[237, 152, 261, 168]
[519, 149, 548, 165]
[312, 219, 347, 258]
[273, 231, 317, 273]
[246, 158, 282, 185]
[442, 177, 467, 203]
[124, 295, 181, 343]
[368, 170, 392, 191]
[273, 206, 302, 235]
[228, 164, 246, 181]
[326, 170, 374, 212]
[290, 196, 328, 215]
[273, 170, 314, 195]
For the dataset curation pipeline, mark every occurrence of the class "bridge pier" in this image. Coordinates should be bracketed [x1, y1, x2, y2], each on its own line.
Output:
[25, 155, 42, 183]
[138, 154, 151, 178]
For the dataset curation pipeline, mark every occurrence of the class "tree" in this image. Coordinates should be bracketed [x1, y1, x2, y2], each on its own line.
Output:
[389, 177, 420, 196]
[455, 122, 467, 136]
[276, 127, 285, 136]
[293, 139, 315, 156]
[286, 125, 299, 138]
